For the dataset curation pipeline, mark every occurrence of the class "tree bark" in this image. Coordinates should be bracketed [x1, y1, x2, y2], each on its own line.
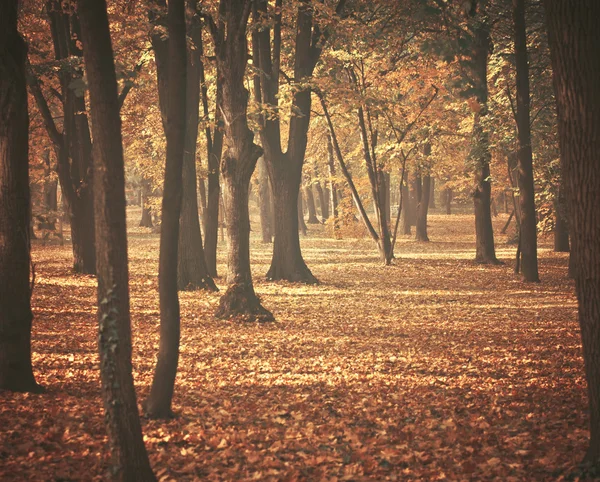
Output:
[297, 188, 308, 236]
[252, 0, 342, 283]
[416, 174, 431, 242]
[139, 180, 153, 227]
[77, 0, 155, 478]
[176, 2, 216, 291]
[327, 134, 339, 233]
[401, 180, 412, 234]
[469, 1, 498, 264]
[305, 184, 319, 224]
[445, 187, 452, 215]
[145, 0, 187, 419]
[554, 183, 569, 252]
[209, 0, 273, 321]
[513, 0, 539, 281]
[0, 1, 41, 393]
[45, 1, 96, 274]
[545, 0, 600, 465]
[315, 181, 329, 220]
[258, 157, 272, 243]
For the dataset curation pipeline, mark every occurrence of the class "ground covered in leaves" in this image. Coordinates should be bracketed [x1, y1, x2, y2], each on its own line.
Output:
[0, 209, 589, 481]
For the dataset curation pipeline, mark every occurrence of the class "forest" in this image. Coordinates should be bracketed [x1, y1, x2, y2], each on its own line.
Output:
[1, 0, 599, 480]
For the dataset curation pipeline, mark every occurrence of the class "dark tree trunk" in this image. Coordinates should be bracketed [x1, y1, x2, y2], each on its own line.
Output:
[429, 177, 436, 208]
[327, 134, 339, 233]
[416, 174, 431, 242]
[139, 180, 153, 227]
[199, 31, 223, 279]
[177, 3, 216, 291]
[258, 157, 272, 243]
[401, 180, 411, 235]
[297, 188, 308, 236]
[545, 0, 600, 465]
[252, 0, 339, 284]
[0, 2, 41, 393]
[77, 0, 155, 478]
[554, 183, 570, 252]
[445, 188, 452, 215]
[469, 1, 498, 264]
[45, 1, 96, 274]
[315, 181, 329, 220]
[513, 0, 539, 282]
[145, 0, 187, 419]
[211, 0, 273, 321]
[384, 171, 391, 224]
[305, 184, 319, 223]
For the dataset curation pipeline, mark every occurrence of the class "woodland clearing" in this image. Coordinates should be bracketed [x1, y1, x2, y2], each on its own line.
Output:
[0, 209, 586, 481]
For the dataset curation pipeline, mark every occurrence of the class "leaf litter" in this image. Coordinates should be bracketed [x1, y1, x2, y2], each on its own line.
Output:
[0, 212, 589, 481]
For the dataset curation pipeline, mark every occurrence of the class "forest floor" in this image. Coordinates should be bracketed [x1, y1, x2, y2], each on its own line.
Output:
[0, 208, 589, 481]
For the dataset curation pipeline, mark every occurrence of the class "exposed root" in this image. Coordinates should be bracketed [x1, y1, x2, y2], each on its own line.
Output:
[215, 283, 274, 322]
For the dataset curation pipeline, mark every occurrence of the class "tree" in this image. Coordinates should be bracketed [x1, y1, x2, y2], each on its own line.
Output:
[544, 0, 600, 465]
[176, 0, 216, 291]
[145, 0, 187, 418]
[204, 0, 273, 321]
[77, 0, 155, 478]
[512, 0, 539, 281]
[149, 0, 215, 292]
[28, 0, 96, 274]
[0, 0, 42, 393]
[252, 0, 346, 283]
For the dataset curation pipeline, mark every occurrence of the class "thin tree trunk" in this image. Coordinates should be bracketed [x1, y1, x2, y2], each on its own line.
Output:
[554, 183, 570, 252]
[77, 0, 155, 478]
[305, 184, 319, 224]
[402, 180, 411, 234]
[139, 180, 153, 227]
[429, 177, 436, 208]
[327, 134, 339, 233]
[145, 0, 187, 419]
[297, 189, 308, 235]
[416, 174, 431, 242]
[545, 0, 600, 464]
[177, 3, 216, 291]
[513, 0, 539, 281]
[0, 1, 41, 393]
[445, 188, 452, 215]
[315, 181, 328, 220]
[258, 157, 272, 243]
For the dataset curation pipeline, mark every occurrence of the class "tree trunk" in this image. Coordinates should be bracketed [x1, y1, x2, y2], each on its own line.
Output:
[297, 187, 308, 236]
[145, 0, 187, 419]
[401, 180, 411, 235]
[199, 37, 222, 279]
[253, 0, 331, 284]
[445, 188, 452, 215]
[212, 0, 273, 321]
[545, 0, 600, 465]
[416, 174, 431, 242]
[0, 2, 41, 393]
[469, 1, 498, 264]
[258, 157, 272, 243]
[554, 183, 570, 252]
[139, 180, 153, 227]
[384, 171, 391, 224]
[46, 1, 96, 274]
[77, 0, 155, 478]
[327, 134, 339, 233]
[315, 181, 329, 220]
[513, 0, 539, 281]
[176, 4, 216, 291]
[305, 184, 319, 224]
[429, 177, 436, 208]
